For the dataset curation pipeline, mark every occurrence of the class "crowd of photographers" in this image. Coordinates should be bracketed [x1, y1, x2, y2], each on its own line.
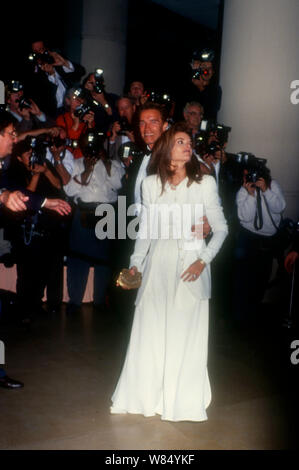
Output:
[0, 41, 298, 389]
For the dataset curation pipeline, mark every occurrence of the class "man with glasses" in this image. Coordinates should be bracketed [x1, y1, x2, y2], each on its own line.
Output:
[183, 101, 204, 139]
[0, 110, 71, 388]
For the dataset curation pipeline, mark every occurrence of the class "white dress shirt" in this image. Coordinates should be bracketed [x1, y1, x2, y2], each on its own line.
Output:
[64, 157, 125, 204]
[46, 147, 75, 176]
[47, 62, 74, 108]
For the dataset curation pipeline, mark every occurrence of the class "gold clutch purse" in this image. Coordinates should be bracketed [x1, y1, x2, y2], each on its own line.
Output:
[116, 268, 142, 290]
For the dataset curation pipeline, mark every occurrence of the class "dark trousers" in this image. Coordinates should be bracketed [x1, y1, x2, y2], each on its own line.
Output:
[233, 227, 274, 326]
[66, 207, 112, 306]
[15, 234, 63, 318]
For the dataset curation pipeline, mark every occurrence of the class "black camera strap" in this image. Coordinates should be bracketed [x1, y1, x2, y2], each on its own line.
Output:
[254, 189, 283, 232]
[254, 187, 263, 230]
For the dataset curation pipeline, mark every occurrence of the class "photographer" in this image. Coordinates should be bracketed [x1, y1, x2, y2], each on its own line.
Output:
[82, 70, 118, 133]
[183, 101, 204, 138]
[128, 80, 147, 107]
[28, 39, 85, 119]
[56, 87, 95, 159]
[4, 136, 70, 320]
[6, 81, 54, 133]
[109, 96, 137, 162]
[180, 48, 222, 121]
[233, 160, 286, 327]
[64, 132, 125, 314]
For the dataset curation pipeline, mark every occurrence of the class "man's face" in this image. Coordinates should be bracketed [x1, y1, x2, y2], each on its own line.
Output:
[130, 81, 144, 99]
[0, 124, 17, 158]
[118, 98, 135, 123]
[84, 74, 96, 91]
[32, 41, 46, 54]
[139, 109, 167, 149]
[7, 91, 23, 112]
[184, 105, 203, 130]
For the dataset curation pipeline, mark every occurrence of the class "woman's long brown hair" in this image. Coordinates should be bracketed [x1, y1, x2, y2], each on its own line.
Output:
[147, 121, 202, 194]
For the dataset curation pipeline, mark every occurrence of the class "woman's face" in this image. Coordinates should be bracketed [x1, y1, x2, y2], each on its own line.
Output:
[170, 132, 192, 166]
[17, 149, 32, 170]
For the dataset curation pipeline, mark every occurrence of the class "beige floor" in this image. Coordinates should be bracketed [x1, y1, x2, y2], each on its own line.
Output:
[0, 301, 297, 450]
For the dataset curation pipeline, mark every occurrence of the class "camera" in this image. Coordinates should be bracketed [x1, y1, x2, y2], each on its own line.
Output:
[192, 67, 211, 80]
[117, 116, 132, 135]
[118, 142, 143, 161]
[80, 131, 105, 158]
[194, 130, 208, 155]
[200, 120, 231, 147]
[28, 136, 48, 168]
[94, 68, 105, 94]
[206, 140, 221, 157]
[74, 103, 92, 121]
[234, 152, 269, 185]
[7, 80, 24, 93]
[194, 121, 231, 155]
[245, 159, 269, 184]
[48, 136, 78, 149]
[147, 91, 171, 106]
[28, 50, 55, 66]
[16, 96, 32, 111]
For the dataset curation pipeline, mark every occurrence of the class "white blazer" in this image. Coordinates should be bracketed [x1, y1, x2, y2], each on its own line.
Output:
[130, 174, 228, 302]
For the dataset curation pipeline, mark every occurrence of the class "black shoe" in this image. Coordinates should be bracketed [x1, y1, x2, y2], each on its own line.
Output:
[0, 375, 24, 389]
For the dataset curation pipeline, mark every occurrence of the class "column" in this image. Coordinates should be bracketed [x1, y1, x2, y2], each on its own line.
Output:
[218, 0, 299, 219]
[81, 0, 128, 95]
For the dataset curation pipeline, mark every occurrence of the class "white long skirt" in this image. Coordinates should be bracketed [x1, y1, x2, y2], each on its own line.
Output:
[111, 239, 211, 422]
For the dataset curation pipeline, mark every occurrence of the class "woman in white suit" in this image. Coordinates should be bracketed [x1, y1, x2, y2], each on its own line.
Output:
[111, 122, 228, 422]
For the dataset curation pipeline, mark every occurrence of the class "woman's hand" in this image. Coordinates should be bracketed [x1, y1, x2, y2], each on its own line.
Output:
[119, 266, 139, 290]
[181, 259, 206, 282]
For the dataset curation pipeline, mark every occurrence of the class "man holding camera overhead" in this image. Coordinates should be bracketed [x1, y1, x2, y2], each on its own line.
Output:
[182, 48, 222, 121]
[82, 70, 118, 133]
[27, 38, 85, 119]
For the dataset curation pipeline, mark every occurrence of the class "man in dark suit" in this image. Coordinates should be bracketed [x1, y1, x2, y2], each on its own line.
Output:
[0, 110, 71, 388]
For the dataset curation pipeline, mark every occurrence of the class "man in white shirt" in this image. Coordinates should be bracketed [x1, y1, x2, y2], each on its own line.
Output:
[64, 137, 125, 314]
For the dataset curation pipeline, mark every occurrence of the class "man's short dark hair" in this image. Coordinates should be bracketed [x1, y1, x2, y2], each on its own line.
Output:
[0, 110, 17, 133]
[138, 102, 168, 123]
[116, 95, 135, 108]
